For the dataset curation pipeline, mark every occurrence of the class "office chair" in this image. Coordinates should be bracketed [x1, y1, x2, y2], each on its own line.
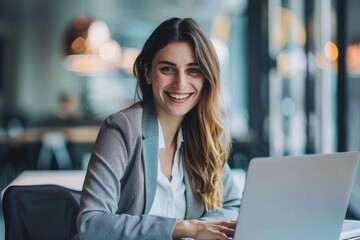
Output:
[2, 184, 81, 240]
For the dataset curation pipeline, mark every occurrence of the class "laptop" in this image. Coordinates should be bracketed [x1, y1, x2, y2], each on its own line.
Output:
[233, 151, 360, 240]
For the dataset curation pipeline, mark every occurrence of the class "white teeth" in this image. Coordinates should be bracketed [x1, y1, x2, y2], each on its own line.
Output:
[169, 93, 190, 100]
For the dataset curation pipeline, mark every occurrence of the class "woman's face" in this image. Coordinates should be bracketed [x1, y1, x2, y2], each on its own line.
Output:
[146, 41, 205, 121]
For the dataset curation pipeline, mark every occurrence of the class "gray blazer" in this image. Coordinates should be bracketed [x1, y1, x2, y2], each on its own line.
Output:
[76, 101, 241, 240]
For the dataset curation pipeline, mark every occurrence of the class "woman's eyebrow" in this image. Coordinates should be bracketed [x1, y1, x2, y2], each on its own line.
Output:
[157, 60, 199, 67]
[187, 63, 199, 67]
[157, 60, 176, 66]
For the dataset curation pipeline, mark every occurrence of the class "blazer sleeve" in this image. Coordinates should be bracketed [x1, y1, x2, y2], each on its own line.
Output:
[76, 112, 177, 240]
[200, 164, 242, 221]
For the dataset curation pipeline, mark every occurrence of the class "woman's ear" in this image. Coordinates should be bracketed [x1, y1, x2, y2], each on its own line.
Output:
[144, 66, 152, 85]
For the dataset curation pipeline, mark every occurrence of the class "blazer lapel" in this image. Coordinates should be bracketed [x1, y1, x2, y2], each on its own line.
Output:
[141, 101, 159, 213]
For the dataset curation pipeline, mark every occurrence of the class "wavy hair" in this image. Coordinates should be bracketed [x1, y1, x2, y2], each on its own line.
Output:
[133, 17, 231, 211]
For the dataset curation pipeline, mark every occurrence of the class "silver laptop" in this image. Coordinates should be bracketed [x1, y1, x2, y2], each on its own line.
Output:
[233, 151, 360, 240]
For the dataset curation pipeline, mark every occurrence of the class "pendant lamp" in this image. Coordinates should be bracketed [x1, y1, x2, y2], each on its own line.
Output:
[63, 15, 122, 74]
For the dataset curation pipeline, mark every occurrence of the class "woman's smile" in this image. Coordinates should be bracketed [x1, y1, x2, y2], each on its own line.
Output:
[166, 92, 192, 101]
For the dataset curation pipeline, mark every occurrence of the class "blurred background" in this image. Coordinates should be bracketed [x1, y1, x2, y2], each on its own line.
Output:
[0, 0, 360, 233]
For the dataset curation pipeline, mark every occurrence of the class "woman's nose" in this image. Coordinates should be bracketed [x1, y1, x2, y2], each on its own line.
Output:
[173, 72, 187, 89]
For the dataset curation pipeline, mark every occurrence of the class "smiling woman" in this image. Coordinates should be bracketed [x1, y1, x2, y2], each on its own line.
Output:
[75, 17, 241, 240]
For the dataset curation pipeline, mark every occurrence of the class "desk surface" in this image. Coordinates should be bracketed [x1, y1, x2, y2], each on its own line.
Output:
[7, 170, 86, 190]
[1, 170, 86, 200]
[1, 126, 100, 144]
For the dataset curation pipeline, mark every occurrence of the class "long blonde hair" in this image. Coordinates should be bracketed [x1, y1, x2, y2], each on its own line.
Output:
[133, 17, 231, 211]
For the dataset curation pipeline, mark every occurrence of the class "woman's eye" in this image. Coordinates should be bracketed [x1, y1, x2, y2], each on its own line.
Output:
[160, 66, 175, 73]
[187, 68, 201, 75]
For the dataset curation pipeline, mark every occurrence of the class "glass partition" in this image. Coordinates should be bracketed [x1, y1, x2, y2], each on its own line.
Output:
[265, 0, 338, 156]
[345, 0, 360, 220]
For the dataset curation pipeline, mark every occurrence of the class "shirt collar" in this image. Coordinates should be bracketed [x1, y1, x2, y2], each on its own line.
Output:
[158, 119, 165, 151]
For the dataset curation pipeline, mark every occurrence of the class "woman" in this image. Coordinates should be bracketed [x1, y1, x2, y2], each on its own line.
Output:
[76, 17, 241, 240]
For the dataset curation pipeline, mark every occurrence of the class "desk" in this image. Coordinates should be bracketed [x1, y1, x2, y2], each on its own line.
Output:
[341, 220, 360, 239]
[0, 126, 99, 170]
[1, 126, 100, 144]
[1, 169, 246, 199]
[1, 170, 86, 200]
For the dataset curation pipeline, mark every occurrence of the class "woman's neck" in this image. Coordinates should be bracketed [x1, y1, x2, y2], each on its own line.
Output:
[159, 117, 182, 149]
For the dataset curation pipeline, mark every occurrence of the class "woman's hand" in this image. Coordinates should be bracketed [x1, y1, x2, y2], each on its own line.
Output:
[172, 219, 237, 240]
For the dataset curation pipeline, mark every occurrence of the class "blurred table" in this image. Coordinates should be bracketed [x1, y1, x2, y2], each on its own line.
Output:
[0, 126, 100, 144]
[0, 126, 100, 170]
[1, 170, 86, 200]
